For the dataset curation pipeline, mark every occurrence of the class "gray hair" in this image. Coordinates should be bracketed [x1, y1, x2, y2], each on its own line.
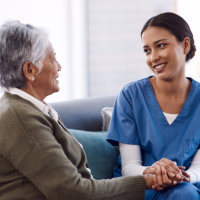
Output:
[0, 21, 49, 89]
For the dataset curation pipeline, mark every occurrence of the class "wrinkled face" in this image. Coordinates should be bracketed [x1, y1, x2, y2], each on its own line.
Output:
[34, 42, 61, 98]
[141, 26, 187, 81]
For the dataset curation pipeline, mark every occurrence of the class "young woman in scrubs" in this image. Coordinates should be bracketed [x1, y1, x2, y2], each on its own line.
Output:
[107, 12, 200, 199]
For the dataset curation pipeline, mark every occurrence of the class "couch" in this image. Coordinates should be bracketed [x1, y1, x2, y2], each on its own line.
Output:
[51, 96, 118, 180]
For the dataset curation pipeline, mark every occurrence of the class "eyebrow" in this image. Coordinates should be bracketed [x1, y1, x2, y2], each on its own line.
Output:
[143, 39, 168, 48]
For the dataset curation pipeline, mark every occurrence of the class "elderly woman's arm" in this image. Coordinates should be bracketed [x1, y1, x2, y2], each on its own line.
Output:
[0, 94, 147, 200]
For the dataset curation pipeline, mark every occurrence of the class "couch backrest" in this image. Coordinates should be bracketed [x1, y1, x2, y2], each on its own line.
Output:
[51, 96, 116, 131]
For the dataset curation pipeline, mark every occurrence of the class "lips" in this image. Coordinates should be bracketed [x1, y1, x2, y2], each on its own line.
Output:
[153, 63, 166, 73]
[55, 75, 59, 82]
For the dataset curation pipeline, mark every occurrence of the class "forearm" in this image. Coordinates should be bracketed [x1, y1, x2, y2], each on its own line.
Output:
[120, 143, 147, 176]
[18, 145, 146, 200]
[122, 163, 147, 176]
[186, 149, 200, 183]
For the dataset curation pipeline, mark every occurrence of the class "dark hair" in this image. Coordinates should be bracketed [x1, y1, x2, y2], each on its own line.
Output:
[141, 12, 196, 62]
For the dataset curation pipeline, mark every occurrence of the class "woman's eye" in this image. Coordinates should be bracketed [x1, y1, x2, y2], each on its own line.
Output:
[50, 53, 57, 63]
[50, 59, 56, 63]
[50, 56, 57, 62]
[158, 43, 166, 48]
[144, 48, 150, 54]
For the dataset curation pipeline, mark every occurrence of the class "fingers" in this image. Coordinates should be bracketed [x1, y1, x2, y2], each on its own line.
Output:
[144, 158, 189, 191]
[143, 174, 155, 189]
[145, 165, 166, 186]
[181, 171, 190, 182]
[178, 166, 190, 182]
[152, 174, 165, 190]
[159, 159, 180, 174]
[143, 167, 155, 175]
[149, 166, 174, 190]
[153, 165, 164, 186]
[143, 165, 164, 190]
[178, 166, 185, 170]
[181, 170, 190, 178]
[152, 158, 182, 181]
[161, 167, 173, 185]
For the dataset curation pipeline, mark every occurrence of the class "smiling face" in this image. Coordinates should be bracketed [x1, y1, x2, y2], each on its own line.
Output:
[33, 42, 61, 99]
[142, 26, 188, 81]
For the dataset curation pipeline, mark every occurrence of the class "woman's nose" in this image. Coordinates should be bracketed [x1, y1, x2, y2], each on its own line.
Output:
[57, 61, 62, 71]
[151, 50, 159, 63]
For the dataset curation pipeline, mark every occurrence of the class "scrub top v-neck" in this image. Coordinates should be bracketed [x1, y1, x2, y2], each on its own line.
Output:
[107, 77, 200, 169]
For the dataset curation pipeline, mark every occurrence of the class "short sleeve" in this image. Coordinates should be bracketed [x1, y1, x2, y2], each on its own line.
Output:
[107, 87, 139, 146]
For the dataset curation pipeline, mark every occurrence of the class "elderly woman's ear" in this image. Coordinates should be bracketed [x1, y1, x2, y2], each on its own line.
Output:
[22, 61, 39, 82]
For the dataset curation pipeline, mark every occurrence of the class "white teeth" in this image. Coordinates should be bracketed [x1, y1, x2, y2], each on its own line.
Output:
[155, 64, 165, 69]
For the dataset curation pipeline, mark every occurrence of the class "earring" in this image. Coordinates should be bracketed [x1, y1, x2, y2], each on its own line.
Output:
[31, 77, 35, 81]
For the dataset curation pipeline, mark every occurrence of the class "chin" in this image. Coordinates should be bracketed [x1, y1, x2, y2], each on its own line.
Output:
[53, 83, 60, 92]
[157, 74, 173, 82]
[47, 87, 60, 97]
[54, 87, 60, 93]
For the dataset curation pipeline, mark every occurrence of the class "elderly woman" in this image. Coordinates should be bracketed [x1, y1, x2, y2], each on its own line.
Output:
[0, 21, 155, 200]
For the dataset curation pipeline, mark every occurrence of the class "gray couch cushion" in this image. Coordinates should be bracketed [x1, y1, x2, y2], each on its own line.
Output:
[69, 129, 118, 179]
[51, 96, 115, 131]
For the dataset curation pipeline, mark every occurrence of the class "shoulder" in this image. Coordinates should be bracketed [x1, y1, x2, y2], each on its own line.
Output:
[113, 77, 151, 109]
[0, 93, 52, 129]
[0, 93, 55, 147]
[0, 93, 40, 118]
[190, 78, 200, 89]
[119, 77, 151, 100]
[122, 77, 151, 93]
[188, 78, 200, 98]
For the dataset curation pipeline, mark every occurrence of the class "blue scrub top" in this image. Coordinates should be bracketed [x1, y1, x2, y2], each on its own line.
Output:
[107, 77, 200, 170]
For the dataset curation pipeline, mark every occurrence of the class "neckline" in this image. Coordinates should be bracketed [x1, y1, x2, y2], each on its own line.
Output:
[163, 112, 178, 125]
[147, 77, 194, 126]
[163, 112, 178, 116]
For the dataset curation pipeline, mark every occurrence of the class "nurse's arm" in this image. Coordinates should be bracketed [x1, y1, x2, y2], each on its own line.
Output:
[186, 149, 200, 183]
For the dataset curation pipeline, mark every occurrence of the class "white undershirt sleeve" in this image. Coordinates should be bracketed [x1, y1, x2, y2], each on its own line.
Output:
[186, 149, 200, 183]
[120, 143, 200, 183]
[119, 143, 147, 176]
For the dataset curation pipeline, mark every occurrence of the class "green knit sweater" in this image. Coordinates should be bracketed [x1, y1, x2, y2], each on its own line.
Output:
[0, 93, 146, 200]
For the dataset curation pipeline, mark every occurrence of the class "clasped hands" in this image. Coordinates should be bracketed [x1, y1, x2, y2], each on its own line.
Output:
[143, 158, 190, 190]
